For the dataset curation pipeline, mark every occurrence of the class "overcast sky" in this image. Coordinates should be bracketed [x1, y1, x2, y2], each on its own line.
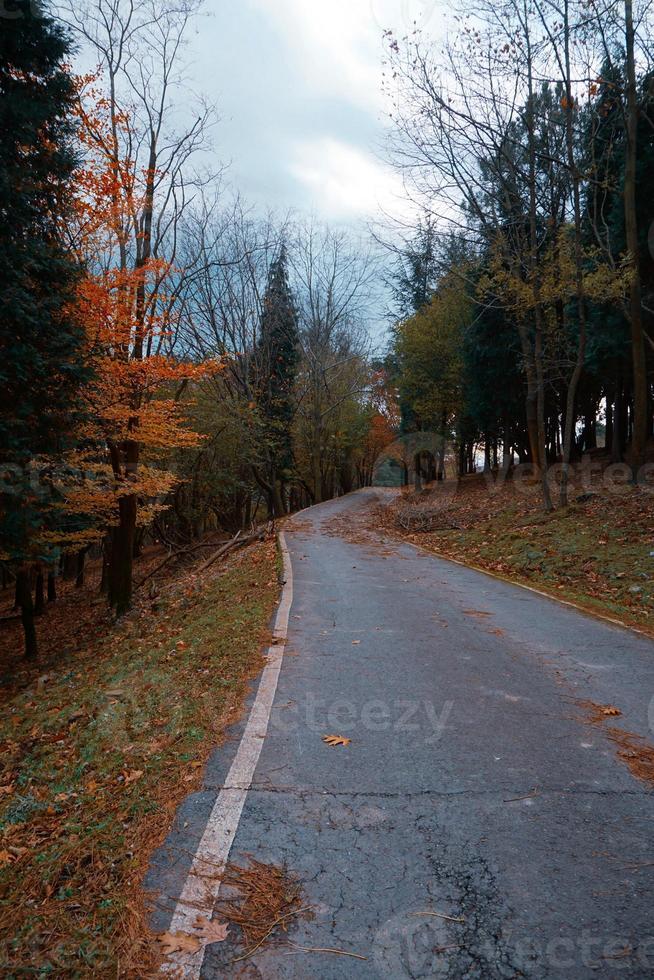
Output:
[188, 0, 442, 226]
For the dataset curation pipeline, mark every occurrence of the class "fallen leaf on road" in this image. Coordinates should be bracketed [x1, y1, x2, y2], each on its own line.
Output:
[156, 931, 201, 955]
[463, 609, 492, 618]
[193, 915, 229, 944]
[600, 706, 621, 717]
[322, 735, 351, 747]
[352, 640, 361, 645]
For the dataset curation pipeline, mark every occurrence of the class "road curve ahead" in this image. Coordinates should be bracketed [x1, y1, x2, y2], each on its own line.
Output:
[151, 489, 654, 979]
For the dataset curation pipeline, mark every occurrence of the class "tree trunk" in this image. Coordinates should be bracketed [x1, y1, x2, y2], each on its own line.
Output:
[16, 570, 37, 659]
[272, 480, 285, 518]
[62, 551, 77, 581]
[624, 0, 648, 467]
[605, 394, 614, 453]
[47, 571, 56, 603]
[34, 570, 45, 616]
[109, 493, 137, 616]
[100, 533, 111, 594]
[312, 451, 323, 505]
[516, 322, 541, 468]
[414, 453, 423, 491]
[613, 383, 624, 463]
[559, 0, 588, 509]
[75, 548, 87, 589]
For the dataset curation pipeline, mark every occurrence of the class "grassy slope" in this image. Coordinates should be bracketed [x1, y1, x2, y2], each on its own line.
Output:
[381, 476, 654, 633]
[0, 541, 279, 976]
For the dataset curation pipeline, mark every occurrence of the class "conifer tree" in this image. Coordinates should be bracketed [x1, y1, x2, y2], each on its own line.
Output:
[256, 247, 300, 516]
[0, 1, 86, 656]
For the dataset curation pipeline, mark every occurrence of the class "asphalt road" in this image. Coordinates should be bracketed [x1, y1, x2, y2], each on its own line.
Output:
[148, 489, 654, 979]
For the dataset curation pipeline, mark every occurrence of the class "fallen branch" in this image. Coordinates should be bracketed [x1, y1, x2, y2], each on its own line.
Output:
[197, 522, 274, 574]
[197, 530, 246, 572]
[137, 539, 228, 587]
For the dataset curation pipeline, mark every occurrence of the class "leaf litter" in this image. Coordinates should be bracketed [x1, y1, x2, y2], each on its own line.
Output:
[0, 539, 280, 974]
[212, 857, 311, 961]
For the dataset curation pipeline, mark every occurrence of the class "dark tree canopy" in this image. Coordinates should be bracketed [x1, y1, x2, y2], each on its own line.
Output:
[0, 1, 86, 565]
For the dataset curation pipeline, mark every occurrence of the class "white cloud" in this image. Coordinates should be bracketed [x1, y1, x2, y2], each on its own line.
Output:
[249, 0, 384, 112]
[289, 137, 408, 219]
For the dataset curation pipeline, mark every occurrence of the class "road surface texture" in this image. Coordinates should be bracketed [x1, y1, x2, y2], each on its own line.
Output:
[147, 489, 654, 979]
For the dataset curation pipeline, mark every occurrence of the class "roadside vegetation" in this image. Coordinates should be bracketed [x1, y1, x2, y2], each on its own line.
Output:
[380, 474, 654, 633]
[0, 541, 279, 974]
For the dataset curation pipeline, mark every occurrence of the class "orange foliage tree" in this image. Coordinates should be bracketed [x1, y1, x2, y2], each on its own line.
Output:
[66, 76, 221, 614]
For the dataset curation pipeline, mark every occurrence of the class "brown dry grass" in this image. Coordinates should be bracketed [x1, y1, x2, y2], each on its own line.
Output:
[606, 728, 654, 786]
[375, 472, 654, 634]
[0, 540, 280, 976]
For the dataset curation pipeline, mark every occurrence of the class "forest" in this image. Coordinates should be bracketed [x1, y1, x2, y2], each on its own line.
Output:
[0, 1, 396, 658]
[2, 0, 654, 973]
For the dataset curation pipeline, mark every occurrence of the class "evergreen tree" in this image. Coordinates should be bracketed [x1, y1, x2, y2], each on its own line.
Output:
[0, 1, 86, 656]
[390, 216, 439, 320]
[256, 247, 300, 516]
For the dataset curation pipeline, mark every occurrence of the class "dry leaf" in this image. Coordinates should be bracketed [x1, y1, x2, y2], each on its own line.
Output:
[351, 640, 361, 645]
[322, 734, 351, 747]
[601, 706, 621, 717]
[0, 850, 14, 866]
[193, 915, 229, 944]
[156, 931, 201, 955]
[124, 769, 143, 785]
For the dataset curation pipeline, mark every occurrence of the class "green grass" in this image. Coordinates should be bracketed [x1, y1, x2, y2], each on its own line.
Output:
[390, 481, 654, 631]
[0, 541, 279, 976]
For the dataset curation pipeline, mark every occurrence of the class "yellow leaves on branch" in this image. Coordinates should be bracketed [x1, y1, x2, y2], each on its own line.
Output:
[480, 229, 633, 314]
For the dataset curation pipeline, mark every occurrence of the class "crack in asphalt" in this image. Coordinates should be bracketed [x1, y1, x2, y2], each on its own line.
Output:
[208, 784, 651, 799]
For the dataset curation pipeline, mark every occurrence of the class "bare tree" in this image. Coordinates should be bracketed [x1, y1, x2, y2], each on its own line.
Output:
[61, 0, 216, 612]
[290, 221, 375, 502]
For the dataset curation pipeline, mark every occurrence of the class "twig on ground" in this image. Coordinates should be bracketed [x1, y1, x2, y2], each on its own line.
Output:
[232, 906, 315, 962]
[285, 942, 368, 960]
[411, 911, 465, 923]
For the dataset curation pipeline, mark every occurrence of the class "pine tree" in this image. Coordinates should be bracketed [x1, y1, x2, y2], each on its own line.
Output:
[256, 247, 300, 516]
[0, 1, 86, 656]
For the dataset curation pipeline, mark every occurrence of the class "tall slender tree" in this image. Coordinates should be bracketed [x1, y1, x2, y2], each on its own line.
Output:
[0, 1, 86, 657]
[255, 247, 300, 516]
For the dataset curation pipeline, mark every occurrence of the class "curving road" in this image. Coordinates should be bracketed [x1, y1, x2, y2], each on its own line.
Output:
[149, 489, 654, 979]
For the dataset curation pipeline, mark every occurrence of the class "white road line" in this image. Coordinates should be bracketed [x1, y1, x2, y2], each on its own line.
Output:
[161, 532, 294, 977]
